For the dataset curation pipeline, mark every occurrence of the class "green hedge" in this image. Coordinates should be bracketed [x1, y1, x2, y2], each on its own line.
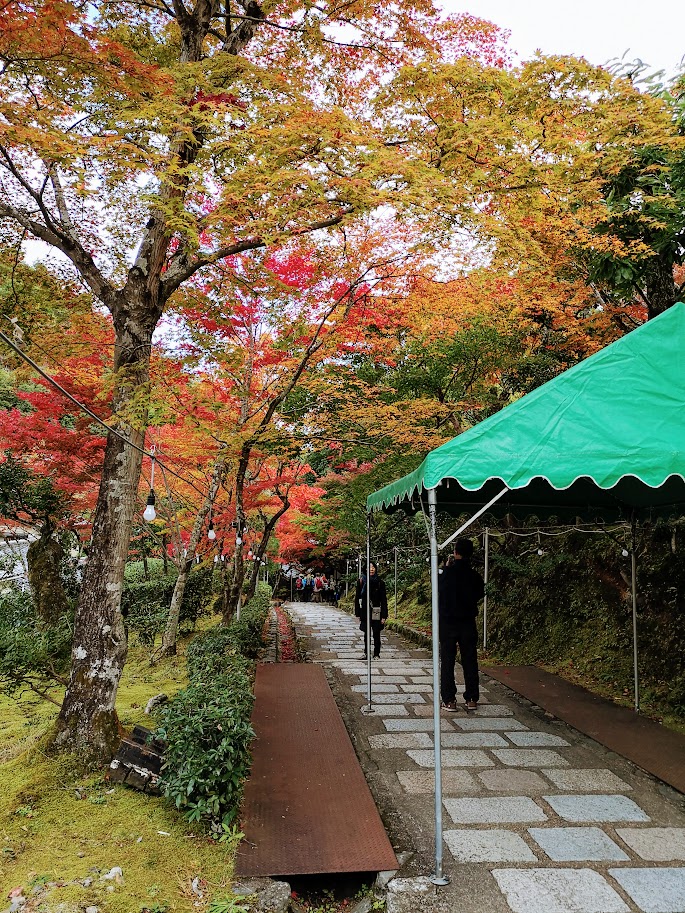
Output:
[122, 565, 214, 646]
[156, 588, 271, 829]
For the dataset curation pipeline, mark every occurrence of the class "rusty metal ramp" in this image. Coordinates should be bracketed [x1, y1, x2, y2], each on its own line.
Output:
[235, 664, 398, 877]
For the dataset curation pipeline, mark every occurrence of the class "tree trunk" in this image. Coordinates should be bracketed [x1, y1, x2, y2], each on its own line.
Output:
[222, 448, 250, 622]
[244, 500, 290, 603]
[27, 529, 70, 625]
[160, 459, 223, 655]
[52, 306, 154, 763]
[162, 535, 169, 575]
[142, 554, 149, 580]
[645, 252, 678, 319]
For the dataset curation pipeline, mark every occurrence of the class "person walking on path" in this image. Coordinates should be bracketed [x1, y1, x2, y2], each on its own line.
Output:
[438, 538, 485, 712]
[356, 562, 388, 659]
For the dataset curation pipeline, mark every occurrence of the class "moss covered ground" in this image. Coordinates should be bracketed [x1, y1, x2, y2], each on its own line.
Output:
[0, 627, 239, 913]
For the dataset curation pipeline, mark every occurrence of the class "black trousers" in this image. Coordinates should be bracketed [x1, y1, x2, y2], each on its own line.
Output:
[360, 620, 382, 656]
[440, 623, 479, 703]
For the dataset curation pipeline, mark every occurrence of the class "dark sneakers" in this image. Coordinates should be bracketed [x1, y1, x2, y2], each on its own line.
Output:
[442, 701, 458, 712]
[465, 700, 478, 713]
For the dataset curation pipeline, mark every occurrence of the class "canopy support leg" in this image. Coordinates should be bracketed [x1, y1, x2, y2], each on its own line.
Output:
[631, 525, 639, 714]
[483, 527, 490, 651]
[427, 488, 449, 886]
[394, 546, 398, 619]
[362, 512, 374, 714]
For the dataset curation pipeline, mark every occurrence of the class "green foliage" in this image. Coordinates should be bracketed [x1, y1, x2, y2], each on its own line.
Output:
[0, 453, 64, 525]
[124, 558, 177, 584]
[487, 522, 685, 720]
[0, 587, 72, 698]
[122, 565, 214, 647]
[157, 588, 271, 829]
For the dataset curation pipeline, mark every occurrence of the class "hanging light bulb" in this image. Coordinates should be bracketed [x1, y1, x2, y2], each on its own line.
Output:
[207, 520, 216, 541]
[537, 548, 544, 556]
[143, 490, 156, 523]
[621, 548, 629, 557]
[236, 535, 242, 546]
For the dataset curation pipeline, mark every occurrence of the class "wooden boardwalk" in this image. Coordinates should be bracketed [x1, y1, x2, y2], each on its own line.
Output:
[235, 664, 398, 877]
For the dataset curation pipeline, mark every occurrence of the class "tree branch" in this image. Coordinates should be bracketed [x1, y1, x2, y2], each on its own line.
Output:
[0, 200, 115, 306]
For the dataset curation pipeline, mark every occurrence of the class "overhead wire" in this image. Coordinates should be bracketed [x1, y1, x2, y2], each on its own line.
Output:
[0, 328, 209, 499]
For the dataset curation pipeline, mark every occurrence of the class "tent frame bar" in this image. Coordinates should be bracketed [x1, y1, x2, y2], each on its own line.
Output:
[439, 486, 509, 550]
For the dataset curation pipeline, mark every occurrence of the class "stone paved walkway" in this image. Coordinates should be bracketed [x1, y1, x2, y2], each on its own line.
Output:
[288, 601, 685, 913]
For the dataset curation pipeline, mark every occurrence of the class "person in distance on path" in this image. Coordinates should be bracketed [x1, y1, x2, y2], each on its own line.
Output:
[438, 538, 485, 712]
[356, 562, 388, 659]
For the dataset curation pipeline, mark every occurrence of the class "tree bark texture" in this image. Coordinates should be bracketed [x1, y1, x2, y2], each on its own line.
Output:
[53, 303, 154, 762]
[27, 532, 70, 626]
[645, 251, 678, 319]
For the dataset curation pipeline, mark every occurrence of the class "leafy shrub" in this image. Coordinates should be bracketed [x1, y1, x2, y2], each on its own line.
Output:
[156, 669, 255, 825]
[124, 559, 176, 584]
[186, 626, 250, 683]
[157, 587, 272, 828]
[122, 565, 214, 646]
[0, 587, 72, 698]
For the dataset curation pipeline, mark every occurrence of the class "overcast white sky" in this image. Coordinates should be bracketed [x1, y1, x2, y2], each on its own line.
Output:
[444, 0, 685, 76]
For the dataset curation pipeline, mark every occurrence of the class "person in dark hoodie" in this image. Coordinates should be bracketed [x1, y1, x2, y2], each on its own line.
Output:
[355, 562, 388, 659]
[438, 538, 485, 712]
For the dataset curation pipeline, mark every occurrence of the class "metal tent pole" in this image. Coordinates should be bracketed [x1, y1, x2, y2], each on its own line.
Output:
[427, 488, 449, 886]
[483, 527, 490, 651]
[631, 544, 640, 713]
[394, 546, 398, 619]
[346, 558, 349, 597]
[362, 513, 374, 714]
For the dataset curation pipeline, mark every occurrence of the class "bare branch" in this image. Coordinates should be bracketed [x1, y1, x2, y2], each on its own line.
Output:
[0, 200, 115, 305]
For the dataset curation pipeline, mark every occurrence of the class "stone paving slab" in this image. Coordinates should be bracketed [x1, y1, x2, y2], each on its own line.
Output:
[479, 770, 551, 793]
[445, 829, 537, 863]
[506, 731, 571, 747]
[364, 704, 409, 716]
[440, 732, 509, 749]
[615, 828, 685, 862]
[543, 768, 633, 792]
[396, 769, 479, 794]
[352, 683, 400, 693]
[493, 749, 570, 767]
[528, 827, 629, 862]
[455, 718, 529, 731]
[444, 796, 547, 824]
[360, 693, 425, 703]
[491, 868, 630, 913]
[368, 733, 432, 750]
[544, 794, 650, 822]
[383, 718, 452, 732]
[609, 867, 685, 913]
[407, 748, 495, 768]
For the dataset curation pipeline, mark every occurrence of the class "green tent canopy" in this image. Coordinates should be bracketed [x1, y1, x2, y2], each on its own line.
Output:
[367, 303, 685, 520]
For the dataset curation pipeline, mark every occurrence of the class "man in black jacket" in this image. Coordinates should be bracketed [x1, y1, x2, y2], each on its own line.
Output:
[438, 538, 485, 712]
[356, 562, 388, 659]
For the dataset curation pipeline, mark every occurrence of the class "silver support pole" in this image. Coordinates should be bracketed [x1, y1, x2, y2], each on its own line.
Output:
[346, 559, 349, 597]
[428, 488, 449, 886]
[631, 548, 640, 713]
[290, 573, 293, 603]
[483, 528, 490, 651]
[394, 546, 398, 619]
[362, 513, 374, 714]
[439, 487, 508, 551]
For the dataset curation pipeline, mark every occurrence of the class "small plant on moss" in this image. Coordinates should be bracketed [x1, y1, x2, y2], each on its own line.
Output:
[207, 897, 250, 913]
